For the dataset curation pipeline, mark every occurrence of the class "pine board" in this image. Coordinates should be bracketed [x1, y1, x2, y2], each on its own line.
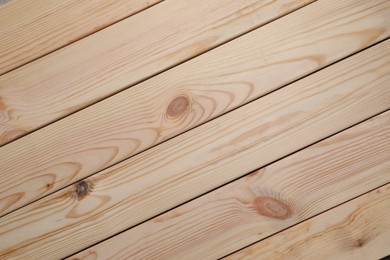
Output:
[0, 0, 162, 74]
[0, 39, 389, 259]
[0, 0, 313, 145]
[69, 111, 390, 260]
[1, 0, 388, 216]
[227, 184, 390, 260]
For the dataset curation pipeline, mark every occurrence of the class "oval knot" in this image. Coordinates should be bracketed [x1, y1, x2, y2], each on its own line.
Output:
[166, 95, 190, 118]
[253, 196, 292, 220]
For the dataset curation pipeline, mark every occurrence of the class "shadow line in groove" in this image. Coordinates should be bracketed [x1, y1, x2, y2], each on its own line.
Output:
[0, 0, 165, 76]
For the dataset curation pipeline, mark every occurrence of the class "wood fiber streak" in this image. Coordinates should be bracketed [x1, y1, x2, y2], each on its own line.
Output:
[227, 184, 390, 260]
[69, 112, 390, 260]
[0, 0, 388, 216]
[0, 0, 312, 145]
[0, 39, 389, 259]
[0, 0, 162, 74]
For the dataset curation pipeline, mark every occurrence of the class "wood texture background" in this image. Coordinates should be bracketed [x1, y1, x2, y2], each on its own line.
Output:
[1, 0, 388, 217]
[0, 0, 312, 145]
[69, 111, 390, 260]
[0, 38, 388, 259]
[0, 0, 388, 258]
[0, 0, 162, 74]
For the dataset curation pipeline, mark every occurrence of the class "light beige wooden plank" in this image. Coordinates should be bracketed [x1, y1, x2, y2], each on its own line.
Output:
[0, 0, 162, 74]
[1, 0, 388, 217]
[227, 184, 390, 260]
[0, 37, 389, 259]
[0, 0, 313, 145]
[69, 111, 390, 259]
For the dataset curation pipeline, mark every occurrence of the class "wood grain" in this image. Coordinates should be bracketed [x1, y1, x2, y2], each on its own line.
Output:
[0, 39, 389, 259]
[0, 0, 313, 145]
[227, 184, 390, 260]
[69, 111, 390, 260]
[1, 0, 388, 216]
[0, 0, 162, 74]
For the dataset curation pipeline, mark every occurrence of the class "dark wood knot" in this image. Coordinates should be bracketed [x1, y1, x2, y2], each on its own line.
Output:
[253, 196, 292, 220]
[73, 180, 93, 200]
[166, 95, 190, 118]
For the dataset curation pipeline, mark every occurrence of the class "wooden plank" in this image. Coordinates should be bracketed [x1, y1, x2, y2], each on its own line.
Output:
[0, 0, 313, 145]
[227, 184, 390, 260]
[0, 0, 162, 74]
[1, 0, 388, 217]
[68, 111, 390, 259]
[0, 37, 389, 259]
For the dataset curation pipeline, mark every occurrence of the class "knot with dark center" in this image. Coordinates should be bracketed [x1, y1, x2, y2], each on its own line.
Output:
[73, 180, 93, 200]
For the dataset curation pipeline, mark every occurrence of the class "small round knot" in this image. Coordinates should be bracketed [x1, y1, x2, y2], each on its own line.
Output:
[354, 238, 365, 248]
[73, 180, 92, 200]
[166, 95, 190, 118]
[253, 196, 292, 220]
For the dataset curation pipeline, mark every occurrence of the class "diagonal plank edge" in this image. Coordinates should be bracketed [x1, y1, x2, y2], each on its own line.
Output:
[0, 36, 389, 259]
[226, 184, 390, 260]
[0, 0, 314, 145]
[0, 0, 163, 75]
[0, 0, 388, 216]
[69, 111, 390, 260]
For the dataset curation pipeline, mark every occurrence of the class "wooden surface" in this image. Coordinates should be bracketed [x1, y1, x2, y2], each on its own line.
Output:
[0, 0, 162, 74]
[1, 0, 388, 217]
[69, 111, 390, 260]
[0, 0, 389, 258]
[227, 184, 390, 260]
[0, 36, 389, 259]
[0, 0, 312, 145]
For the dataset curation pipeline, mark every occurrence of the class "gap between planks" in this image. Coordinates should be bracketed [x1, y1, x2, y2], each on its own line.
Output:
[0, 0, 388, 217]
[0, 0, 163, 75]
[0, 36, 389, 259]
